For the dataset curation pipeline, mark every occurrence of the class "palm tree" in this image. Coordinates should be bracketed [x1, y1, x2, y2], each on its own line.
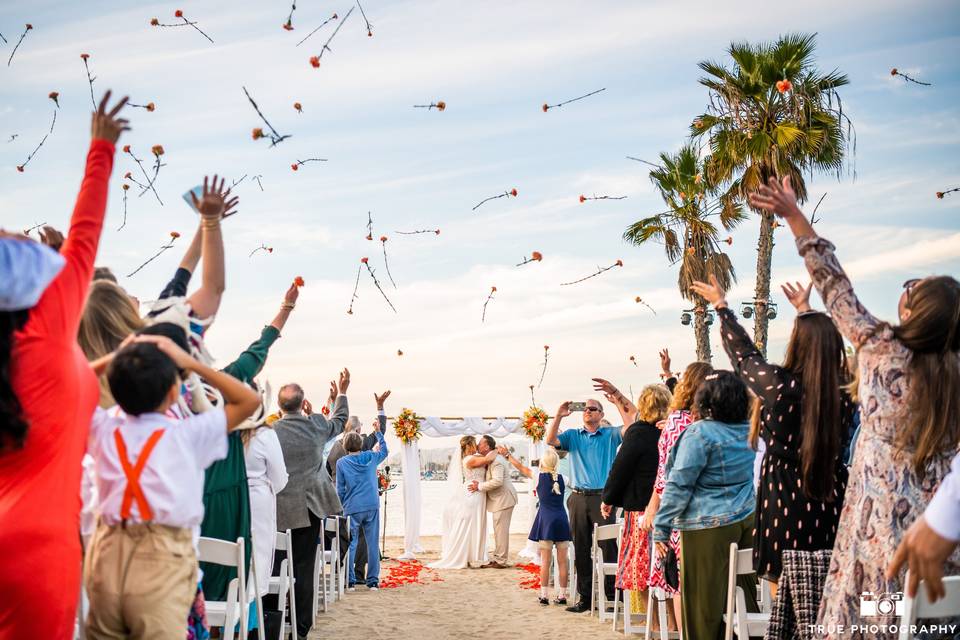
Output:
[623, 144, 744, 363]
[692, 32, 853, 354]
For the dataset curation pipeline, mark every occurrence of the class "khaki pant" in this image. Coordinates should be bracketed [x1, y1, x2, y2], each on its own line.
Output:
[490, 507, 514, 565]
[84, 522, 197, 640]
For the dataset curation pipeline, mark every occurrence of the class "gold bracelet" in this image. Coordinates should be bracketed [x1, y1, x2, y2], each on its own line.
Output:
[281, 302, 295, 310]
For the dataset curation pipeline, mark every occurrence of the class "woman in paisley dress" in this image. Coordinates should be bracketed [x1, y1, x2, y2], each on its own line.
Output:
[751, 177, 960, 639]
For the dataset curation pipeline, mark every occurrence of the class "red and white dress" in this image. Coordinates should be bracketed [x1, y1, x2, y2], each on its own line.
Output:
[647, 409, 692, 593]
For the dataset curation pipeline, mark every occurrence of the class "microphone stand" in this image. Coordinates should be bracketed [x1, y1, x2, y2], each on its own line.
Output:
[379, 465, 397, 561]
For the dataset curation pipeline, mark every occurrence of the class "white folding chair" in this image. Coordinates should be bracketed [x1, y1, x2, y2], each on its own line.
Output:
[898, 574, 960, 640]
[198, 536, 247, 640]
[314, 515, 341, 620]
[723, 543, 771, 640]
[591, 522, 622, 622]
[268, 529, 297, 639]
[248, 546, 265, 639]
[339, 515, 351, 597]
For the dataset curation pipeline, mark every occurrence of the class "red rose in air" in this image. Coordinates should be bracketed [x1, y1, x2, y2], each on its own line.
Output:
[361, 257, 369, 264]
[80, 53, 90, 60]
[16, 166, 24, 173]
[124, 172, 132, 179]
[436, 101, 446, 111]
[936, 192, 945, 199]
[510, 188, 518, 197]
[150, 17, 160, 26]
[122, 145, 131, 153]
[366, 233, 373, 241]
[267, 247, 274, 253]
[122, 184, 130, 191]
[253, 128, 265, 140]
[367, 30, 373, 37]
[146, 103, 156, 112]
[170, 231, 181, 239]
[542, 103, 549, 113]
[294, 102, 302, 113]
[380, 236, 388, 243]
[724, 237, 733, 245]
[531, 251, 543, 261]
[491, 286, 497, 293]
[294, 276, 305, 287]
[151, 145, 164, 157]
[579, 195, 586, 203]
[615, 259, 623, 267]
[890, 68, 898, 76]
[25, 24, 33, 30]
[309, 56, 320, 68]
[434, 229, 441, 235]
[283, 20, 294, 31]
[291, 164, 298, 171]
[49, 91, 59, 104]
[174, 9, 183, 18]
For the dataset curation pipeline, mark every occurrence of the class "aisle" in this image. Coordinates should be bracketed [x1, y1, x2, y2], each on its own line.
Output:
[308, 535, 624, 640]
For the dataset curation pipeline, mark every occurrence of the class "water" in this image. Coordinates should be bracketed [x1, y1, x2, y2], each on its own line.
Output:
[379, 479, 535, 537]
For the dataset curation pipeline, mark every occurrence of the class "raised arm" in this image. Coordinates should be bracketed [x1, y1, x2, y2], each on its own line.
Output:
[155, 223, 202, 301]
[372, 430, 389, 465]
[220, 326, 281, 383]
[497, 445, 533, 479]
[465, 449, 498, 469]
[592, 378, 637, 431]
[750, 176, 880, 348]
[186, 176, 238, 320]
[546, 401, 571, 447]
[27, 92, 127, 339]
[324, 368, 351, 438]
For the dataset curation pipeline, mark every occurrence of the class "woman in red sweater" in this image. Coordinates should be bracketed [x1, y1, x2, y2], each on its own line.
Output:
[0, 92, 129, 639]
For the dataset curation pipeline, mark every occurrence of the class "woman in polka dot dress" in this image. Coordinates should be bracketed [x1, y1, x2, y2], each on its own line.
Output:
[692, 274, 854, 589]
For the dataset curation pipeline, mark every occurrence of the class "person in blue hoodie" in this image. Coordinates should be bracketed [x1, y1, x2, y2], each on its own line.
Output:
[336, 423, 389, 590]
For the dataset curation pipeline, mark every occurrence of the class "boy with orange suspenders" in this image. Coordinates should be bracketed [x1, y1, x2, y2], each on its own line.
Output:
[84, 335, 259, 638]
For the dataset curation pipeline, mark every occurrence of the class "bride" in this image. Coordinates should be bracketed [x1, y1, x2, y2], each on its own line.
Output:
[429, 436, 498, 569]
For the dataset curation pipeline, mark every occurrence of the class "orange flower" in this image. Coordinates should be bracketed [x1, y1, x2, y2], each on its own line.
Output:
[146, 102, 155, 112]
[294, 102, 302, 112]
[80, 53, 90, 60]
[291, 164, 299, 171]
[122, 145, 131, 153]
[25, 24, 33, 30]
[579, 195, 587, 203]
[267, 247, 274, 253]
[936, 192, 945, 199]
[724, 236, 733, 245]
[170, 231, 181, 239]
[151, 144, 164, 157]
[122, 184, 130, 191]
[531, 251, 543, 261]
[544, 345, 550, 351]
[434, 229, 441, 235]
[124, 171, 132, 179]
[174, 9, 183, 18]
[890, 68, 898, 76]
[366, 233, 373, 241]
[252, 128, 265, 140]
[361, 257, 369, 264]
[150, 17, 160, 26]
[367, 29, 373, 37]
[510, 188, 518, 197]
[397, 349, 404, 356]
[309, 56, 320, 68]
[380, 235, 388, 242]
[436, 101, 446, 111]
[491, 286, 497, 293]
[48, 91, 59, 103]
[16, 166, 24, 173]
[283, 20, 294, 31]
[629, 355, 636, 362]
[615, 259, 623, 267]
[635, 296, 641, 303]
[294, 276, 305, 287]
[542, 103, 549, 113]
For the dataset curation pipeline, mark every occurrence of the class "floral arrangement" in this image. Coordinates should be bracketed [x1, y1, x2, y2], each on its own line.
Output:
[377, 468, 391, 493]
[521, 406, 548, 442]
[393, 408, 422, 444]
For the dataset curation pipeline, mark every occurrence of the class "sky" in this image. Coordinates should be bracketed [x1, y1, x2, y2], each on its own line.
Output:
[2, 0, 959, 453]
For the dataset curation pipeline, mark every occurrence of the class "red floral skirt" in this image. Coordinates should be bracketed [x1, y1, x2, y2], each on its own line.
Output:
[616, 510, 650, 591]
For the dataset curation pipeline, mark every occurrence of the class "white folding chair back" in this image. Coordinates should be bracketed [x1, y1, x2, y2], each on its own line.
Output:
[198, 537, 247, 640]
[898, 574, 960, 640]
[339, 515, 351, 596]
[592, 522, 622, 622]
[314, 515, 340, 620]
[723, 543, 770, 640]
[268, 529, 297, 639]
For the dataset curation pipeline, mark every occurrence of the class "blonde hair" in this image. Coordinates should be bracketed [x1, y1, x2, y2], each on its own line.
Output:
[540, 446, 562, 495]
[669, 361, 714, 412]
[79, 280, 145, 407]
[459, 435, 477, 459]
[638, 384, 672, 423]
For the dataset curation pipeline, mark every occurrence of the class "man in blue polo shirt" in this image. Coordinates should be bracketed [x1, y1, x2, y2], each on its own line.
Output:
[547, 384, 634, 613]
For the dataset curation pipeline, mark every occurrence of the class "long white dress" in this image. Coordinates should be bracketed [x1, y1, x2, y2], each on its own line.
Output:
[244, 427, 289, 598]
[429, 456, 488, 569]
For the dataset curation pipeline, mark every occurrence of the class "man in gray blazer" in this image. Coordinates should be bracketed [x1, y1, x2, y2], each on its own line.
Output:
[274, 369, 350, 640]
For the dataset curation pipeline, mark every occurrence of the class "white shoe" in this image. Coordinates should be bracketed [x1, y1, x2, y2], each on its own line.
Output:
[369, 586, 379, 591]
[348, 586, 356, 592]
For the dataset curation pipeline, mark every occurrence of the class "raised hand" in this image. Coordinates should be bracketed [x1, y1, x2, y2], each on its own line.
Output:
[690, 274, 727, 309]
[283, 282, 300, 306]
[327, 380, 338, 404]
[303, 398, 314, 415]
[190, 175, 240, 220]
[39, 226, 64, 252]
[749, 175, 804, 220]
[592, 378, 622, 406]
[781, 281, 813, 313]
[133, 334, 197, 371]
[659, 348, 671, 377]
[374, 390, 391, 410]
[555, 401, 572, 419]
[496, 444, 509, 457]
[91, 90, 130, 144]
[338, 367, 351, 394]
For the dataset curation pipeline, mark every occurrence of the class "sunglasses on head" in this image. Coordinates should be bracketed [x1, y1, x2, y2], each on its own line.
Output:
[584, 406, 601, 412]
[903, 278, 920, 292]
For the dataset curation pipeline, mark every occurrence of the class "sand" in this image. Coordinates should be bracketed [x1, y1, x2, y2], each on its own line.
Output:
[307, 534, 625, 640]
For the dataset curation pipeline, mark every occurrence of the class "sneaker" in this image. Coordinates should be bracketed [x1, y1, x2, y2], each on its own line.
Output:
[347, 586, 356, 592]
[565, 600, 589, 613]
[554, 597, 568, 606]
[369, 586, 379, 591]
[538, 597, 550, 606]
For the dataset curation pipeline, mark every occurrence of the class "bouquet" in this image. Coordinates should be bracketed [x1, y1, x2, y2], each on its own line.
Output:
[393, 407, 422, 444]
[521, 406, 548, 442]
[377, 468, 391, 494]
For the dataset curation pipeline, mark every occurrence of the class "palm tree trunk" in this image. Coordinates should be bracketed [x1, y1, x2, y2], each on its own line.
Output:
[693, 303, 712, 364]
[753, 209, 775, 356]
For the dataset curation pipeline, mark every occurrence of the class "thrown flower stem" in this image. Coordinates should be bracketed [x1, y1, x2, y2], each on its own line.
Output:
[138, 149, 166, 202]
[537, 345, 550, 388]
[123, 171, 149, 191]
[283, 1, 296, 31]
[366, 211, 374, 241]
[23, 221, 47, 235]
[124, 146, 163, 205]
[810, 192, 828, 224]
[253, 175, 264, 191]
[936, 187, 959, 199]
[0, 32, 7, 44]
[175, 10, 214, 43]
[244, 86, 292, 147]
[635, 296, 657, 315]
[579, 194, 627, 203]
[295, 13, 338, 47]
[347, 263, 362, 315]
[7, 24, 32, 67]
[249, 243, 273, 257]
[117, 185, 130, 231]
[291, 158, 327, 171]
[542, 87, 605, 112]
[890, 68, 931, 86]
[16, 109, 56, 173]
[413, 101, 446, 111]
[625, 156, 663, 169]
[310, 6, 353, 65]
[560, 259, 623, 286]
[395, 229, 441, 235]
[482, 286, 496, 323]
[7, 135, 18, 143]
[529, 385, 536, 407]
[472, 188, 517, 211]
[128, 102, 156, 112]
[127, 233, 180, 277]
[357, 0, 373, 36]
[516, 251, 543, 267]
[80, 54, 97, 110]
[380, 236, 397, 288]
[630, 356, 638, 367]
[230, 174, 247, 189]
[363, 259, 397, 312]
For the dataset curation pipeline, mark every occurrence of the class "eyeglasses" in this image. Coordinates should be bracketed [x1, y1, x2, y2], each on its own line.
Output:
[903, 278, 920, 293]
[584, 406, 601, 412]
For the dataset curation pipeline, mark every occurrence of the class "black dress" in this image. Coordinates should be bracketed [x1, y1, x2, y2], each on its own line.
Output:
[718, 307, 852, 581]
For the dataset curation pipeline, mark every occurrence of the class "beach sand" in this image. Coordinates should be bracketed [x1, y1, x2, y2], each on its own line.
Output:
[307, 534, 625, 639]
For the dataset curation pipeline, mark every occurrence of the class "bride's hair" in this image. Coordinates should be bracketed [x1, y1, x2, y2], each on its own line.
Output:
[540, 447, 561, 495]
[459, 435, 477, 459]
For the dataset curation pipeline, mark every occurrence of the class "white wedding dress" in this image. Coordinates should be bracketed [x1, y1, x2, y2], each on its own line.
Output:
[429, 455, 488, 569]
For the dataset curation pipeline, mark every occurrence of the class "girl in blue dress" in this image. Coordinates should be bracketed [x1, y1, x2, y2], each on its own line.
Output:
[528, 447, 573, 605]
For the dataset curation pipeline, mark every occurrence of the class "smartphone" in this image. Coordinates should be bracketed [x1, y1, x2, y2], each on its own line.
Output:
[182, 186, 203, 212]
[569, 401, 587, 412]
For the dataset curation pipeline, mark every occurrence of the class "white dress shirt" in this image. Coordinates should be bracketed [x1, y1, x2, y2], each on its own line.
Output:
[925, 451, 960, 541]
[88, 407, 228, 529]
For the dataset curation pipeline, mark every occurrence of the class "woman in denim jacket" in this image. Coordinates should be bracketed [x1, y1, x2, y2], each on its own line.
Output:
[653, 371, 759, 640]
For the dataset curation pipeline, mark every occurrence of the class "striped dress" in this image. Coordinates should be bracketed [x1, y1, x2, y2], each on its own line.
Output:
[647, 410, 691, 593]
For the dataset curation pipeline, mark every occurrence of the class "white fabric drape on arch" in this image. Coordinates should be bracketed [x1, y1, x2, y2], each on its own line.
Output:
[418, 417, 524, 438]
[399, 440, 425, 559]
